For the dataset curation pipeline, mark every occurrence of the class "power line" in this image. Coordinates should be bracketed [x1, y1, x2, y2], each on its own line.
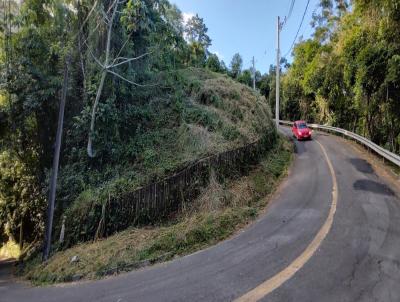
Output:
[298, 6, 318, 42]
[283, 0, 310, 58]
[282, 0, 296, 28]
[287, 0, 296, 22]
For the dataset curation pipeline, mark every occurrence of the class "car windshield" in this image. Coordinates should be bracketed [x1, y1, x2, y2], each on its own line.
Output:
[298, 123, 307, 129]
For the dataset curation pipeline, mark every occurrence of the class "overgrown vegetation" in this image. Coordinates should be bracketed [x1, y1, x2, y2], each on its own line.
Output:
[20, 136, 292, 285]
[0, 0, 274, 256]
[280, 0, 400, 154]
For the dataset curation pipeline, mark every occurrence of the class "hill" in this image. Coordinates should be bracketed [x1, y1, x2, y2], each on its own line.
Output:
[55, 67, 275, 244]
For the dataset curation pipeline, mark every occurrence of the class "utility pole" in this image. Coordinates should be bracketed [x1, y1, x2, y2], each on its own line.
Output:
[43, 54, 70, 261]
[252, 56, 256, 90]
[275, 16, 281, 128]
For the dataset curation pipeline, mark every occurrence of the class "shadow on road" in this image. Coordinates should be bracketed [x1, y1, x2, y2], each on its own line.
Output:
[348, 158, 374, 174]
[353, 179, 395, 196]
[0, 258, 17, 287]
[294, 139, 315, 156]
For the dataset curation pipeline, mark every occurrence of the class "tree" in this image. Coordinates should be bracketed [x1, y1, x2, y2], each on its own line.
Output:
[0, 0, 75, 250]
[163, 3, 184, 36]
[0, 151, 45, 246]
[238, 69, 252, 86]
[0, 0, 198, 251]
[229, 53, 242, 79]
[205, 53, 222, 72]
[184, 13, 211, 51]
[220, 60, 228, 74]
[187, 41, 206, 67]
[85, 0, 154, 157]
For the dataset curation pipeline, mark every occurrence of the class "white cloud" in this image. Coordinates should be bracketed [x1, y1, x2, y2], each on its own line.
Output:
[182, 12, 195, 25]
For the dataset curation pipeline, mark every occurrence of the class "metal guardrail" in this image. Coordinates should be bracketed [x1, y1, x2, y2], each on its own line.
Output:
[278, 120, 400, 168]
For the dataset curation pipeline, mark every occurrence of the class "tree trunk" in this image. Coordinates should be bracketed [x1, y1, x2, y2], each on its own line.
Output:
[86, 0, 118, 157]
[87, 70, 106, 157]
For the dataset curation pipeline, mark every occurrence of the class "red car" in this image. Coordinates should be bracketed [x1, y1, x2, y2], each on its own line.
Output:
[292, 120, 312, 140]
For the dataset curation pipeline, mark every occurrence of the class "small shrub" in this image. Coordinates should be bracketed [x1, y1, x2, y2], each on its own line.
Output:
[222, 126, 241, 141]
[231, 89, 241, 100]
[184, 106, 221, 131]
[231, 106, 244, 121]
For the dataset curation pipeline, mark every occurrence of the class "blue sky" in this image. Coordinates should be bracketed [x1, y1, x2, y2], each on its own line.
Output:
[171, 0, 320, 73]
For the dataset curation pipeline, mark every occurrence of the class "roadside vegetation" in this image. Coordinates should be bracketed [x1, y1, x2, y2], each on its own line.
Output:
[20, 137, 293, 285]
[279, 0, 400, 155]
[0, 0, 274, 256]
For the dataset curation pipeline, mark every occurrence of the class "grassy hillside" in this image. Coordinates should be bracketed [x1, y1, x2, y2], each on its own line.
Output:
[60, 69, 272, 208]
[30, 67, 275, 250]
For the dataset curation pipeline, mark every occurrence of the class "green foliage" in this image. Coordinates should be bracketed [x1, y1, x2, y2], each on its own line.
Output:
[0, 151, 45, 244]
[229, 53, 243, 79]
[238, 69, 253, 86]
[187, 41, 207, 67]
[184, 13, 212, 50]
[281, 0, 400, 153]
[57, 68, 273, 248]
[184, 104, 221, 131]
[205, 53, 223, 73]
[221, 125, 241, 141]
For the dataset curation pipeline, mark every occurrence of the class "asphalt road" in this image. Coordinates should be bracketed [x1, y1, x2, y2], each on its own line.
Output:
[2, 129, 400, 302]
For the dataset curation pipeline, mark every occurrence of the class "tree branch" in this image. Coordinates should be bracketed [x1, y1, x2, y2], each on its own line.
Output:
[108, 52, 151, 68]
[107, 69, 158, 87]
[84, 40, 104, 68]
[87, 0, 119, 157]
[100, 7, 110, 24]
[79, 0, 117, 46]
[111, 31, 133, 66]
[77, 0, 98, 36]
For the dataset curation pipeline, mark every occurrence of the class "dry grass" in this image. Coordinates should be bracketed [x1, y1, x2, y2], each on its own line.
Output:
[192, 72, 272, 144]
[176, 70, 273, 164]
[185, 171, 229, 214]
[21, 137, 293, 285]
[177, 123, 231, 161]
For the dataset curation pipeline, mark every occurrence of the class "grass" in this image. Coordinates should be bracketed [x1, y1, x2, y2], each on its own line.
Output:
[20, 136, 293, 285]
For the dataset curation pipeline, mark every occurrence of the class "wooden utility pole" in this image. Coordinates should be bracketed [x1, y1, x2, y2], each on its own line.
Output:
[276, 16, 281, 128]
[43, 55, 70, 261]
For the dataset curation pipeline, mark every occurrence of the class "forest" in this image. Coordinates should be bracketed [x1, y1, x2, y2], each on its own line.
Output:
[1, 0, 400, 259]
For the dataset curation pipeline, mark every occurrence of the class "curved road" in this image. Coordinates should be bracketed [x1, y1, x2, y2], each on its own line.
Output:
[2, 129, 400, 302]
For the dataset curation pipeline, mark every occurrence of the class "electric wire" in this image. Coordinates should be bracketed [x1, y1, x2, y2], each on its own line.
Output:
[282, 0, 296, 28]
[283, 0, 311, 58]
[287, 0, 296, 22]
